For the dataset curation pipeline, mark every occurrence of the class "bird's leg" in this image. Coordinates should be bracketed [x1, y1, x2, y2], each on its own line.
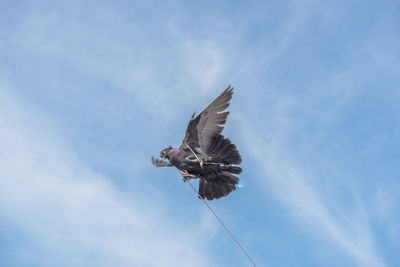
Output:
[180, 170, 197, 182]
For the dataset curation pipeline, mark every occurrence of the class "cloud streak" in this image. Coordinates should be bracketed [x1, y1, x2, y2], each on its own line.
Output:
[235, 114, 385, 266]
[0, 87, 214, 267]
[1, 1, 399, 266]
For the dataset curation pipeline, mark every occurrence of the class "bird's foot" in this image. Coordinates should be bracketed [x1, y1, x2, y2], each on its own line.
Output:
[180, 170, 196, 182]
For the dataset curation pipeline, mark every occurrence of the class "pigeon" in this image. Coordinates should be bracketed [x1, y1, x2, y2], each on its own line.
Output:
[151, 86, 242, 200]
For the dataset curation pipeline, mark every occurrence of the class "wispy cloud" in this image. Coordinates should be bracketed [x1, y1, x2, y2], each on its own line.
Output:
[1, 1, 399, 266]
[236, 114, 385, 266]
[0, 86, 214, 266]
[228, 5, 394, 264]
[7, 7, 230, 123]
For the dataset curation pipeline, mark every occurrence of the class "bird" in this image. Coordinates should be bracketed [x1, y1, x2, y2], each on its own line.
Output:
[151, 86, 242, 200]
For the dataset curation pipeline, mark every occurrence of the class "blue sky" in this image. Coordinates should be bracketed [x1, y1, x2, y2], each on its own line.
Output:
[0, 0, 399, 266]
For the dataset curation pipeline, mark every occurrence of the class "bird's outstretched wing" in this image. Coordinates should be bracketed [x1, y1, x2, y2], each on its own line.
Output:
[182, 86, 233, 155]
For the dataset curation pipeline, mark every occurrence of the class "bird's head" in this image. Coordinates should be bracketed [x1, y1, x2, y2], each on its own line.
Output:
[160, 146, 173, 160]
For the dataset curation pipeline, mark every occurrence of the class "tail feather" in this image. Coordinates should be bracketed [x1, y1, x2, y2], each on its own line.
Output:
[220, 171, 240, 184]
[205, 181, 214, 200]
[198, 171, 239, 200]
[199, 179, 206, 198]
[199, 134, 242, 200]
[206, 135, 242, 165]
[218, 165, 242, 174]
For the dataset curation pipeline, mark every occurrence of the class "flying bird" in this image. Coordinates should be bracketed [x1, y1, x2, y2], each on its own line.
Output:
[151, 86, 242, 200]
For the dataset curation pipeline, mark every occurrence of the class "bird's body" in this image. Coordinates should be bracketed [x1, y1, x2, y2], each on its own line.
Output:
[152, 86, 242, 200]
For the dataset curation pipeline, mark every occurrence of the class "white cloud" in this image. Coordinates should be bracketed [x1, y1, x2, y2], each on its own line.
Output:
[3, 1, 398, 266]
[224, 5, 386, 263]
[373, 186, 400, 251]
[9, 9, 229, 124]
[238, 120, 384, 266]
[234, 108, 385, 267]
[0, 86, 214, 266]
[168, 21, 225, 93]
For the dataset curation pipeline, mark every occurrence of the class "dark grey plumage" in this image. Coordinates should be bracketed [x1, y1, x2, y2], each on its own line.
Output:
[152, 86, 242, 200]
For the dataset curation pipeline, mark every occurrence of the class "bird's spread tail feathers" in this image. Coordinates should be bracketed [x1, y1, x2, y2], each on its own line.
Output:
[198, 171, 239, 200]
[206, 134, 242, 165]
[195, 134, 241, 200]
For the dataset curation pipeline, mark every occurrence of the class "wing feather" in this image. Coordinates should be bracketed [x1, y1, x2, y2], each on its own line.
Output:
[182, 86, 233, 155]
